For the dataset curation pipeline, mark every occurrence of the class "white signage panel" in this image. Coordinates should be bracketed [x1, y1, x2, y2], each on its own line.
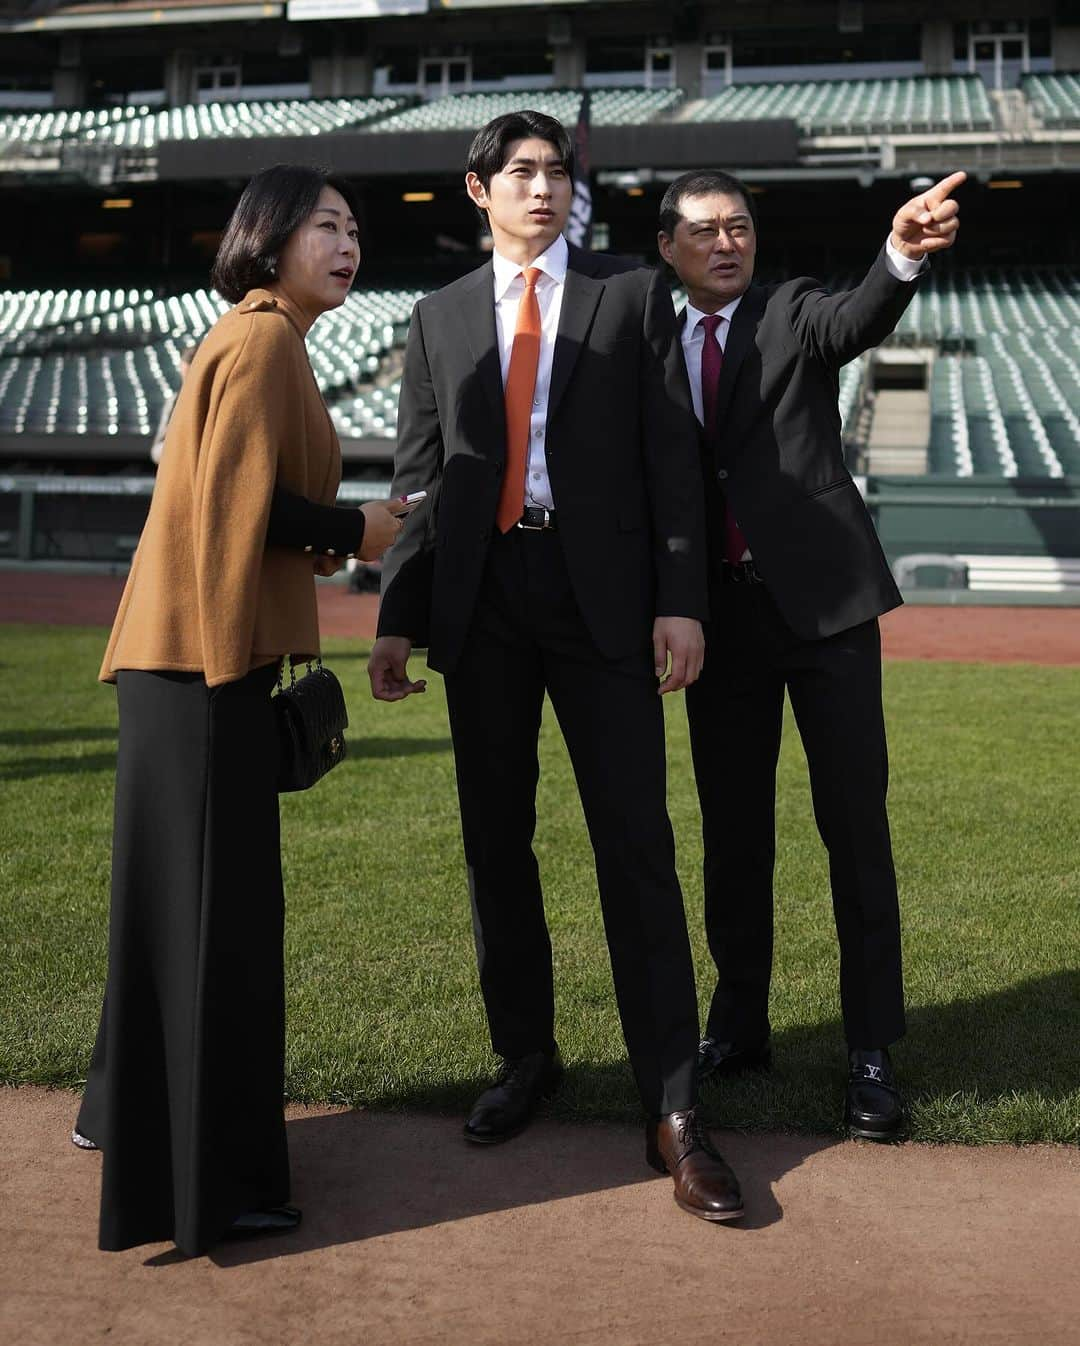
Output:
[287, 1, 427, 20]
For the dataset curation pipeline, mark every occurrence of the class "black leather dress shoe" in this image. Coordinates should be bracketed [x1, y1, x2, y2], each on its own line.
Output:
[225, 1205, 302, 1237]
[698, 1037, 772, 1082]
[463, 1048, 564, 1145]
[846, 1047, 905, 1141]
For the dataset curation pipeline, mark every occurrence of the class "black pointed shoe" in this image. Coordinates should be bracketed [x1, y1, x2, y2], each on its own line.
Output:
[463, 1048, 564, 1145]
[698, 1037, 772, 1082]
[846, 1047, 905, 1141]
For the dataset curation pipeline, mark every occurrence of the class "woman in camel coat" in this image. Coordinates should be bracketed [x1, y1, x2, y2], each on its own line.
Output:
[74, 164, 403, 1256]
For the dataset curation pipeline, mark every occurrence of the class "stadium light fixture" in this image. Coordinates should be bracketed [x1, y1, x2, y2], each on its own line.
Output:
[102, 199, 134, 210]
[626, 187, 644, 197]
[402, 192, 435, 203]
[988, 180, 1023, 189]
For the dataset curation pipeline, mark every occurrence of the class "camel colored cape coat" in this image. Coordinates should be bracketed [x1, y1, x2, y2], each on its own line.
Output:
[100, 289, 341, 687]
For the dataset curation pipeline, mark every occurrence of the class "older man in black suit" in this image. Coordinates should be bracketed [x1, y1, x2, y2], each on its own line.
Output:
[369, 112, 743, 1221]
[658, 168, 964, 1139]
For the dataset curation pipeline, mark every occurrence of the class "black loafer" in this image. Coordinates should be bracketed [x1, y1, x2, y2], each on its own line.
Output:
[226, 1205, 302, 1236]
[698, 1037, 772, 1082]
[846, 1047, 905, 1141]
[464, 1048, 564, 1145]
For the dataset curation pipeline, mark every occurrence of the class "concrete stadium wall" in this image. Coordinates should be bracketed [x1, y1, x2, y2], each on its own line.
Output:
[155, 120, 801, 182]
[868, 476, 1080, 562]
[4, 473, 1078, 568]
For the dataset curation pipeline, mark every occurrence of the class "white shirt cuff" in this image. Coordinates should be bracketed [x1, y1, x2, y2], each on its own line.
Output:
[884, 236, 928, 282]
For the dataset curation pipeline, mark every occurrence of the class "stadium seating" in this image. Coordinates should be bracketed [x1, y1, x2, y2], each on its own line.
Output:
[686, 76, 994, 135]
[1022, 73, 1080, 130]
[838, 355, 866, 436]
[364, 87, 682, 134]
[3, 269, 1080, 477]
[894, 268, 1080, 342]
[0, 284, 420, 438]
[0, 87, 685, 153]
[0, 96, 409, 151]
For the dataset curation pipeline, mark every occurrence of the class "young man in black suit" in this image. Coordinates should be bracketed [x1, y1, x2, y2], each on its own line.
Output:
[369, 112, 743, 1220]
[658, 168, 964, 1139]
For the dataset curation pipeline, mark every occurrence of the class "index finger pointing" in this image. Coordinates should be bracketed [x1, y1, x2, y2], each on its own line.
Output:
[925, 171, 968, 207]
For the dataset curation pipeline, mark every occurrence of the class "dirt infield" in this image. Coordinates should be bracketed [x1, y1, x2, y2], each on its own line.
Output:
[1, 570, 1078, 664]
[2, 1087, 1077, 1346]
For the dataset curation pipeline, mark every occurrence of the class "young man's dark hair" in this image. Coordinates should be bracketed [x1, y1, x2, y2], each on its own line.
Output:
[211, 163, 360, 303]
[658, 170, 758, 239]
[465, 109, 575, 195]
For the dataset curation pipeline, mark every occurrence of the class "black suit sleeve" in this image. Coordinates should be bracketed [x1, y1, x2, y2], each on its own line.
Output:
[640, 268, 709, 621]
[266, 485, 366, 556]
[376, 300, 442, 644]
[786, 246, 922, 369]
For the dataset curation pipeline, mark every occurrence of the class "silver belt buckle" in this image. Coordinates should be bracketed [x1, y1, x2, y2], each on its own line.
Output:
[517, 506, 551, 531]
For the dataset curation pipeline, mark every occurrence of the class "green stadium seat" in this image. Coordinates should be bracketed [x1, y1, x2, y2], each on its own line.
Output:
[1022, 73, 1080, 130]
[688, 75, 993, 135]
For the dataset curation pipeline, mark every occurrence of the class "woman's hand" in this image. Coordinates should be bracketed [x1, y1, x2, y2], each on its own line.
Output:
[359, 501, 404, 561]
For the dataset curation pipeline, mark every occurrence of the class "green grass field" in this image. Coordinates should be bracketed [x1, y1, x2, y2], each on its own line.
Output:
[1, 623, 1077, 1144]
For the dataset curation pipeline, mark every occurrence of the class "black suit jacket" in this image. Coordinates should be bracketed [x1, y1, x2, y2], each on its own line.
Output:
[379, 244, 707, 675]
[672, 247, 914, 641]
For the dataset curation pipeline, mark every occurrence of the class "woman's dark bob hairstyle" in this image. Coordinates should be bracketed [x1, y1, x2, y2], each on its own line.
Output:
[211, 164, 360, 304]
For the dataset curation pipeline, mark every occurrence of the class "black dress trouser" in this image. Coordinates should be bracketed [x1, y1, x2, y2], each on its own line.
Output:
[443, 528, 700, 1117]
[685, 579, 905, 1050]
[77, 664, 290, 1255]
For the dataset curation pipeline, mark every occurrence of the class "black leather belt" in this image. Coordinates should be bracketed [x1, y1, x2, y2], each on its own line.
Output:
[718, 559, 763, 584]
[516, 506, 556, 531]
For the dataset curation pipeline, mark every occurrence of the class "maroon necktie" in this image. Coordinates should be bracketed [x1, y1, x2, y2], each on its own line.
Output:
[699, 314, 749, 564]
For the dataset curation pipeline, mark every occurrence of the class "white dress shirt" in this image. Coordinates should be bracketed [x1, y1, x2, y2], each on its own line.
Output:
[680, 237, 924, 561]
[491, 232, 568, 512]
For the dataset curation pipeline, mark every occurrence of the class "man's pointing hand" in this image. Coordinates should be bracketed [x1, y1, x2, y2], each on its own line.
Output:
[890, 170, 966, 261]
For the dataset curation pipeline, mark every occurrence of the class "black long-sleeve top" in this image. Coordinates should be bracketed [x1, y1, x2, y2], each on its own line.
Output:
[266, 485, 367, 558]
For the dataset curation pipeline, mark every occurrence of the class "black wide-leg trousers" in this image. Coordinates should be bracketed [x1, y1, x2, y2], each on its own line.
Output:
[685, 580, 905, 1051]
[77, 664, 290, 1255]
[443, 528, 700, 1117]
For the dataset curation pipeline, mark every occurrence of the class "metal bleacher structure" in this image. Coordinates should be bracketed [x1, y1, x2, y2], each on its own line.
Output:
[2, 72, 1079, 594]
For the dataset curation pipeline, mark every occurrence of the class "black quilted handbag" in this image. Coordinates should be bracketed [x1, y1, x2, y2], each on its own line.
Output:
[273, 656, 348, 793]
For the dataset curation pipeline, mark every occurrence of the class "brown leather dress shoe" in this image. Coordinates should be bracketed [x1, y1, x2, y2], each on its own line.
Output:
[646, 1109, 744, 1222]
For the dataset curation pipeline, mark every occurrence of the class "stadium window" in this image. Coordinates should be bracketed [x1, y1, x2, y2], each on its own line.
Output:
[959, 20, 1043, 89]
[702, 42, 732, 96]
[195, 57, 241, 101]
[418, 54, 471, 99]
[646, 46, 674, 91]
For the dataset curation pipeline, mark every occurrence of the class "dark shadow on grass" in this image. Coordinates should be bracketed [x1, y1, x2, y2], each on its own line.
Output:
[350, 736, 452, 759]
[0, 727, 117, 747]
[705, 970, 1080, 1137]
[0, 751, 117, 781]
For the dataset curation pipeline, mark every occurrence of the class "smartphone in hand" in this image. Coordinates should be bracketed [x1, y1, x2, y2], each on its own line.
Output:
[388, 491, 427, 517]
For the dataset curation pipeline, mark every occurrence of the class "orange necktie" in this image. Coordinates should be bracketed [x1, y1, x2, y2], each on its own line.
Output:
[496, 267, 542, 533]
